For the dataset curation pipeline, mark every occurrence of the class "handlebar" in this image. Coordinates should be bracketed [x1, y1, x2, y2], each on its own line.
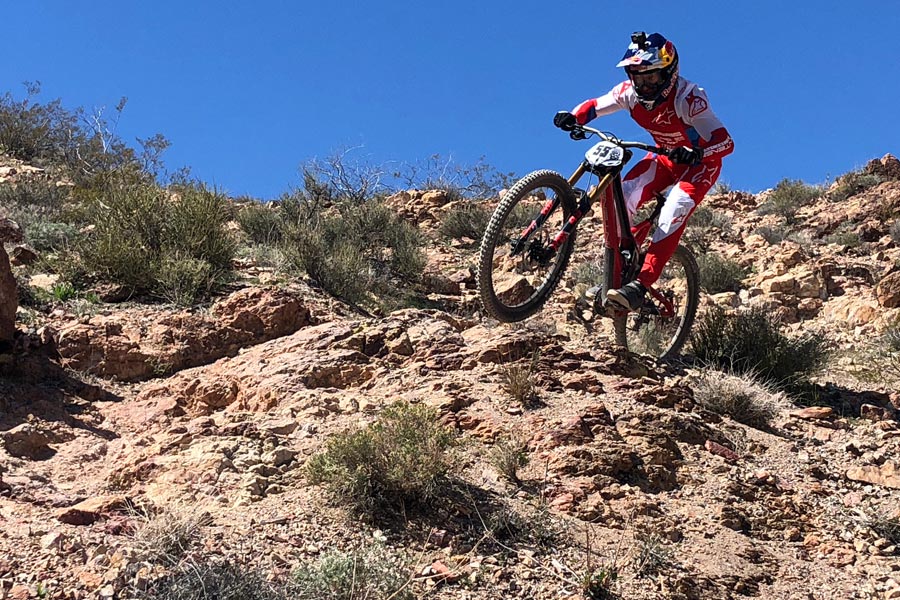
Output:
[568, 124, 670, 157]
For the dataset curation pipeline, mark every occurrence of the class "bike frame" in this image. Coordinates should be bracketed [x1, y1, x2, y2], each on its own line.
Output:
[516, 126, 677, 318]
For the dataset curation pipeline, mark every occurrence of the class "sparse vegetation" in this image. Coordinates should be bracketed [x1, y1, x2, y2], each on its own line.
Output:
[392, 154, 515, 200]
[866, 508, 900, 549]
[489, 436, 530, 484]
[291, 547, 413, 600]
[138, 558, 282, 600]
[305, 402, 456, 516]
[502, 352, 540, 407]
[438, 201, 491, 241]
[132, 503, 211, 566]
[632, 533, 674, 578]
[756, 178, 822, 224]
[691, 305, 828, 387]
[689, 205, 732, 230]
[697, 252, 746, 294]
[692, 368, 785, 429]
[827, 170, 884, 203]
[78, 175, 236, 304]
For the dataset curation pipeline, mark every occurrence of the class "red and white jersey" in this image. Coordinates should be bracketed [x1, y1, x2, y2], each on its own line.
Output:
[572, 78, 734, 162]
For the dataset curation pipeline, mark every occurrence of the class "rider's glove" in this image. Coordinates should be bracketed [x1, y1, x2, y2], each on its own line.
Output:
[553, 111, 577, 131]
[669, 146, 704, 165]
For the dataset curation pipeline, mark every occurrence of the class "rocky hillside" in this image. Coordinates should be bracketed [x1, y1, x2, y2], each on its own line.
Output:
[1, 153, 900, 600]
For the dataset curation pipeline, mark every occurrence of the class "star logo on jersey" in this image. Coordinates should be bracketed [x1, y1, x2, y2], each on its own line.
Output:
[653, 109, 675, 126]
[691, 164, 720, 188]
[686, 91, 708, 118]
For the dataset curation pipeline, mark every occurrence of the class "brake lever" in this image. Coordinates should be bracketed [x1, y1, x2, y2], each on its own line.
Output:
[569, 129, 587, 140]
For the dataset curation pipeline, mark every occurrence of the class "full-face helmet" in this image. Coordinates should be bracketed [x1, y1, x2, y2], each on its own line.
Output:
[617, 32, 679, 109]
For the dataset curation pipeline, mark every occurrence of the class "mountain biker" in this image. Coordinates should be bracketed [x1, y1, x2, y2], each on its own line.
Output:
[554, 31, 734, 311]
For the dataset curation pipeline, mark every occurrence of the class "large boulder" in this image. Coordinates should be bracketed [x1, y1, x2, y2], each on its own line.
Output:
[0, 218, 23, 347]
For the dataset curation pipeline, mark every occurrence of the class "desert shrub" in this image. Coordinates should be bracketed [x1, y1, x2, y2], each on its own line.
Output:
[502, 350, 541, 407]
[697, 252, 746, 293]
[755, 224, 789, 245]
[79, 174, 166, 289]
[691, 305, 828, 387]
[138, 559, 282, 600]
[489, 436, 530, 484]
[0, 83, 166, 185]
[689, 205, 732, 230]
[633, 533, 674, 578]
[236, 201, 283, 245]
[823, 228, 863, 248]
[0, 179, 72, 236]
[392, 154, 516, 200]
[155, 253, 215, 306]
[866, 508, 900, 547]
[25, 221, 80, 252]
[756, 179, 822, 223]
[438, 201, 491, 241]
[827, 170, 884, 203]
[291, 547, 413, 600]
[305, 402, 456, 516]
[282, 199, 424, 307]
[79, 174, 235, 302]
[692, 368, 785, 429]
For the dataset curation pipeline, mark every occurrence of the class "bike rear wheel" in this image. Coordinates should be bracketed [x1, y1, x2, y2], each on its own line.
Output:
[607, 245, 699, 360]
[478, 170, 578, 322]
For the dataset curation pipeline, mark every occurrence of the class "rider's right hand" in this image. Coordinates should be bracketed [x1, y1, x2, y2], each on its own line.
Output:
[553, 111, 577, 131]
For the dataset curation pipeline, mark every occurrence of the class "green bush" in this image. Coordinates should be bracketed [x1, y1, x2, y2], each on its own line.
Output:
[691, 305, 828, 387]
[305, 402, 456, 516]
[757, 179, 822, 223]
[0, 179, 72, 234]
[0, 84, 163, 186]
[697, 252, 746, 294]
[25, 221, 80, 252]
[236, 201, 283, 245]
[79, 174, 235, 303]
[282, 199, 424, 308]
[689, 205, 732, 230]
[291, 548, 413, 600]
[438, 201, 491, 241]
[827, 170, 884, 203]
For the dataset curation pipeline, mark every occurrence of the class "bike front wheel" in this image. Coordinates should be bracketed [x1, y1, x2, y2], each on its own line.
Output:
[478, 170, 578, 322]
[610, 245, 700, 360]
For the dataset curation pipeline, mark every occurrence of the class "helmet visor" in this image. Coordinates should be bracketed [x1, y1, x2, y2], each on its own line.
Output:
[628, 69, 664, 98]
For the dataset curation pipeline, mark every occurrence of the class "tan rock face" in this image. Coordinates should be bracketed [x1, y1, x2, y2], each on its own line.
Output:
[56, 287, 313, 381]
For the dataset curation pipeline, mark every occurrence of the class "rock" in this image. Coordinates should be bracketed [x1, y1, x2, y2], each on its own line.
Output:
[1, 423, 55, 459]
[0, 217, 24, 244]
[705, 440, 740, 462]
[876, 272, 900, 308]
[56, 495, 130, 525]
[846, 461, 900, 489]
[791, 406, 834, 420]
[9, 245, 37, 266]
[0, 244, 17, 347]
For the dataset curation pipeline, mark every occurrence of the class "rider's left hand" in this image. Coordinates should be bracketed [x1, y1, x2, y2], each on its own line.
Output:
[669, 146, 704, 165]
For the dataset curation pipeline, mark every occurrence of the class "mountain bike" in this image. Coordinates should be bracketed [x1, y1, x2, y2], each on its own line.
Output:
[477, 123, 699, 359]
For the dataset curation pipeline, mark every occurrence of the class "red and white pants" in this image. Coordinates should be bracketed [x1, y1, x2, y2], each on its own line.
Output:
[621, 154, 722, 286]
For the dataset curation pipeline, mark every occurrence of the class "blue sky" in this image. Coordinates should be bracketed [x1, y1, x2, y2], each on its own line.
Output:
[5, 1, 899, 200]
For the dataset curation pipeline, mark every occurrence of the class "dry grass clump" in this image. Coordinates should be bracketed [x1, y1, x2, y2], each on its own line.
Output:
[489, 436, 530, 485]
[138, 558, 281, 600]
[131, 502, 212, 566]
[692, 368, 787, 429]
[305, 402, 456, 516]
[290, 546, 413, 600]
